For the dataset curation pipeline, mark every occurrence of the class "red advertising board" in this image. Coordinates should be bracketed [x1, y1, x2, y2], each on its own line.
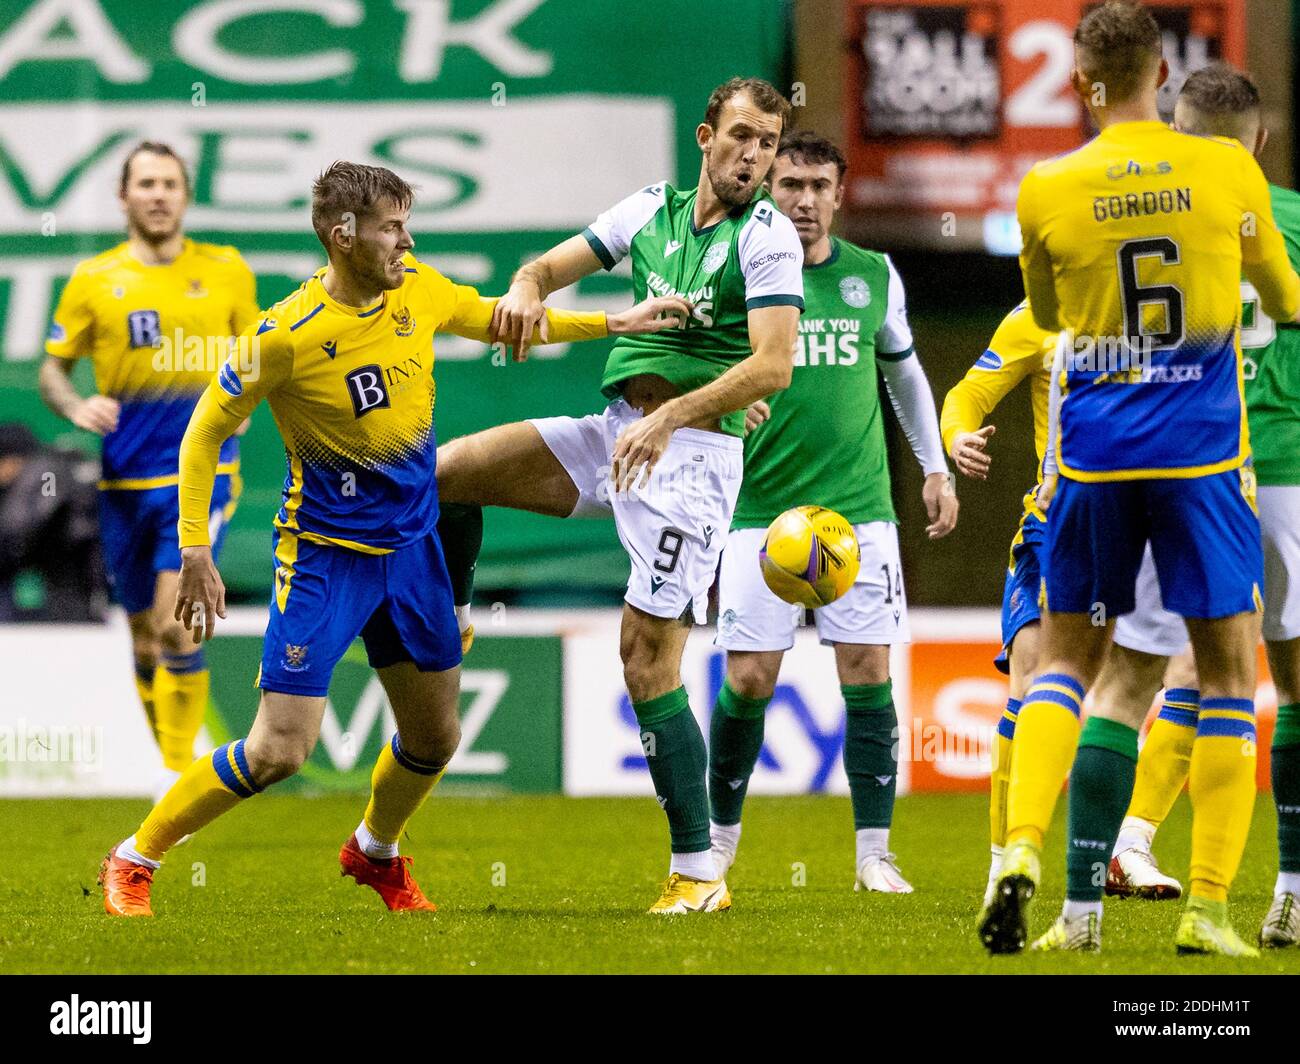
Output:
[907, 638, 1277, 792]
[844, 0, 1246, 247]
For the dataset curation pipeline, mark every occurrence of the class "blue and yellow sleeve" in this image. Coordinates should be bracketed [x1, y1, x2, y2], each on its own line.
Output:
[45, 267, 95, 360]
[178, 324, 292, 548]
[940, 306, 1040, 453]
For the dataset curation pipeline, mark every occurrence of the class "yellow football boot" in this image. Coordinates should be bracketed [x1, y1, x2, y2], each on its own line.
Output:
[1031, 912, 1101, 952]
[647, 873, 731, 914]
[978, 838, 1040, 954]
[1176, 897, 1259, 957]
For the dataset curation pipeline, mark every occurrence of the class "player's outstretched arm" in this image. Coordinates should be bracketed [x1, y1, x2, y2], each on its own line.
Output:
[490, 235, 606, 360]
[445, 286, 692, 350]
[610, 303, 798, 492]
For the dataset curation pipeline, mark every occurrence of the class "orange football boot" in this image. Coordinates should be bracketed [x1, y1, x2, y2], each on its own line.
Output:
[339, 834, 437, 912]
[98, 845, 155, 917]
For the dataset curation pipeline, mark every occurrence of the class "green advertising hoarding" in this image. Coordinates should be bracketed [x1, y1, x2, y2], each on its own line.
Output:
[0, 0, 790, 595]
[204, 630, 563, 793]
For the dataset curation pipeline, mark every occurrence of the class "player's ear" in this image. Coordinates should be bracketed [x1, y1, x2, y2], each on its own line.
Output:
[833, 177, 845, 211]
[1069, 66, 1090, 102]
[696, 122, 713, 153]
[1256, 127, 1270, 159]
[1155, 57, 1170, 89]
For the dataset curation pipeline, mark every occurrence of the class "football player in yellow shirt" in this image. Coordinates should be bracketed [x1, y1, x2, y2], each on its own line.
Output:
[96, 161, 687, 916]
[980, 1, 1300, 957]
[40, 142, 258, 798]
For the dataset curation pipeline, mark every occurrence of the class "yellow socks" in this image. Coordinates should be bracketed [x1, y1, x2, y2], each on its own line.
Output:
[362, 734, 447, 850]
[134, 660, 158, 742]
[153, 649, 210, 771]
[1188, 698, 1257, 903]
[1128, 687, 1197, 827]
[131, 740, 263, 861]
[989, 698, 1021, 849]
[1006, 673, 1085, 851]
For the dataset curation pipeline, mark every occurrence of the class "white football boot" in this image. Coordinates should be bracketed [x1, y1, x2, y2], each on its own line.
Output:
[1260, 892, 1300, 948]
[1106, 846, 1182, 900]
[855, 853, 914, 893]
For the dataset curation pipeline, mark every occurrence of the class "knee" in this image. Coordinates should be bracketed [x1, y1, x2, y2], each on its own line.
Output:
[726, 658, 778, 702]
[244, 735, 311, 785]
[398, 719, 461, 770]
[157, 623, 195, 659]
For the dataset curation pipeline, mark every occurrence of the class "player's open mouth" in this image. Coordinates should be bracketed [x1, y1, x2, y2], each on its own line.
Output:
[735, 171, 752, 185]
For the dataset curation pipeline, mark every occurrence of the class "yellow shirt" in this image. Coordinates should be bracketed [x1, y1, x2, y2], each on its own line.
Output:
[1018, 120, 1300, 480]
[45, 239, 258, 488]
[178, 259, 607, 553]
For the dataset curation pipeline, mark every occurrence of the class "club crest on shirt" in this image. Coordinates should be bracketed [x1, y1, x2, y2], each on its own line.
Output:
[392, 306, 416, 337]
[839, 276, 870, 309]
[283, 643, 309, 670]
[702, 242, 729, 274]
[186, 278, 207, 297]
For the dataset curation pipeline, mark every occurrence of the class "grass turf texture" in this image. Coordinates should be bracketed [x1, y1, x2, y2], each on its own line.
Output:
[3, 793, 1298, 974]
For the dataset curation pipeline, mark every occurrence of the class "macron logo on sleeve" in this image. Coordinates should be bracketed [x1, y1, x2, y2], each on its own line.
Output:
[218, 360, 243, 397]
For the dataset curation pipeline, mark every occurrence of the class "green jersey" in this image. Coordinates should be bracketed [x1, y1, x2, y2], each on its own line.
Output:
[732, 238, 925, 528]
[1243, 184, 1300, 485]
[583, 182, 805, 437]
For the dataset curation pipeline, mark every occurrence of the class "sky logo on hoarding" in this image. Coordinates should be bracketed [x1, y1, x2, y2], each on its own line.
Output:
[617, 653, 844, 791]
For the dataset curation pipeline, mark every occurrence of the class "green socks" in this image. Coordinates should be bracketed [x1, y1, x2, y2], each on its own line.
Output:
[843, 681, 898, 831]
[707, 681, 772, 826]
[1066, 716, 1138, 901]
[1274, 703, 1300, 874]
[633, 687, 710, 853]
[436, 502, 483, 606]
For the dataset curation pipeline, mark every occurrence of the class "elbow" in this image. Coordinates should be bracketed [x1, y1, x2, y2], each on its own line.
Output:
[762, 358, 793, 394]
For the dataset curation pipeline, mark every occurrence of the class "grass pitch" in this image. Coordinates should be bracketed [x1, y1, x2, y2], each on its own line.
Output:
[3, 792, 1298, 974]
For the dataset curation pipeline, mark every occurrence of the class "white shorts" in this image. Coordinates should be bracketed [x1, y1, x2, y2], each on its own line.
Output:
[531, 399, 742, 624]
[715, 521, 911, 651]
[1113, 543, 1189, 658]
[1259, 485, 1300, 641]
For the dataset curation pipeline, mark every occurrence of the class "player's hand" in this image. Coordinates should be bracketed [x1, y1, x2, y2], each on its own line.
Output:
[611, 406, 675, 494]
[490, 280, 546, 362]
[951, 425, 995, 480]
[233, 417, 252, 437]
[608, 296, 691, 336]
[71, 395, 120, 436]
[744, 399, 771, 434]
[923, 471, 958, 539]
[175, 545, 227, 644]
[1036, 473, 1058, 512]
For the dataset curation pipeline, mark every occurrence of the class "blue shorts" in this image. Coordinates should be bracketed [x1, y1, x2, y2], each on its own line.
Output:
[99, 476, 236, 615]
[995, 509, 1045, 675]
[259, 528, 461, 697]
[1043, 468, 1263, 620]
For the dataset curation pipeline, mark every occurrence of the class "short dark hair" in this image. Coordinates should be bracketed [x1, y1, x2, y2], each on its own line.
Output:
[704, 77, 792, 131]
[775, 131, 847, 182]
[119, 141, 190, 197]
[1178, 62, 1261, 119]
[1074, 1, 1162, 105]
[310, 161, 414, 251]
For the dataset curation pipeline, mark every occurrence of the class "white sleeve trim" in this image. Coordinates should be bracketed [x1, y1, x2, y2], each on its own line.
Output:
[737, 203, 804, 309]
[879, 352, 949, 477]
[583, 182, 667, 270]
